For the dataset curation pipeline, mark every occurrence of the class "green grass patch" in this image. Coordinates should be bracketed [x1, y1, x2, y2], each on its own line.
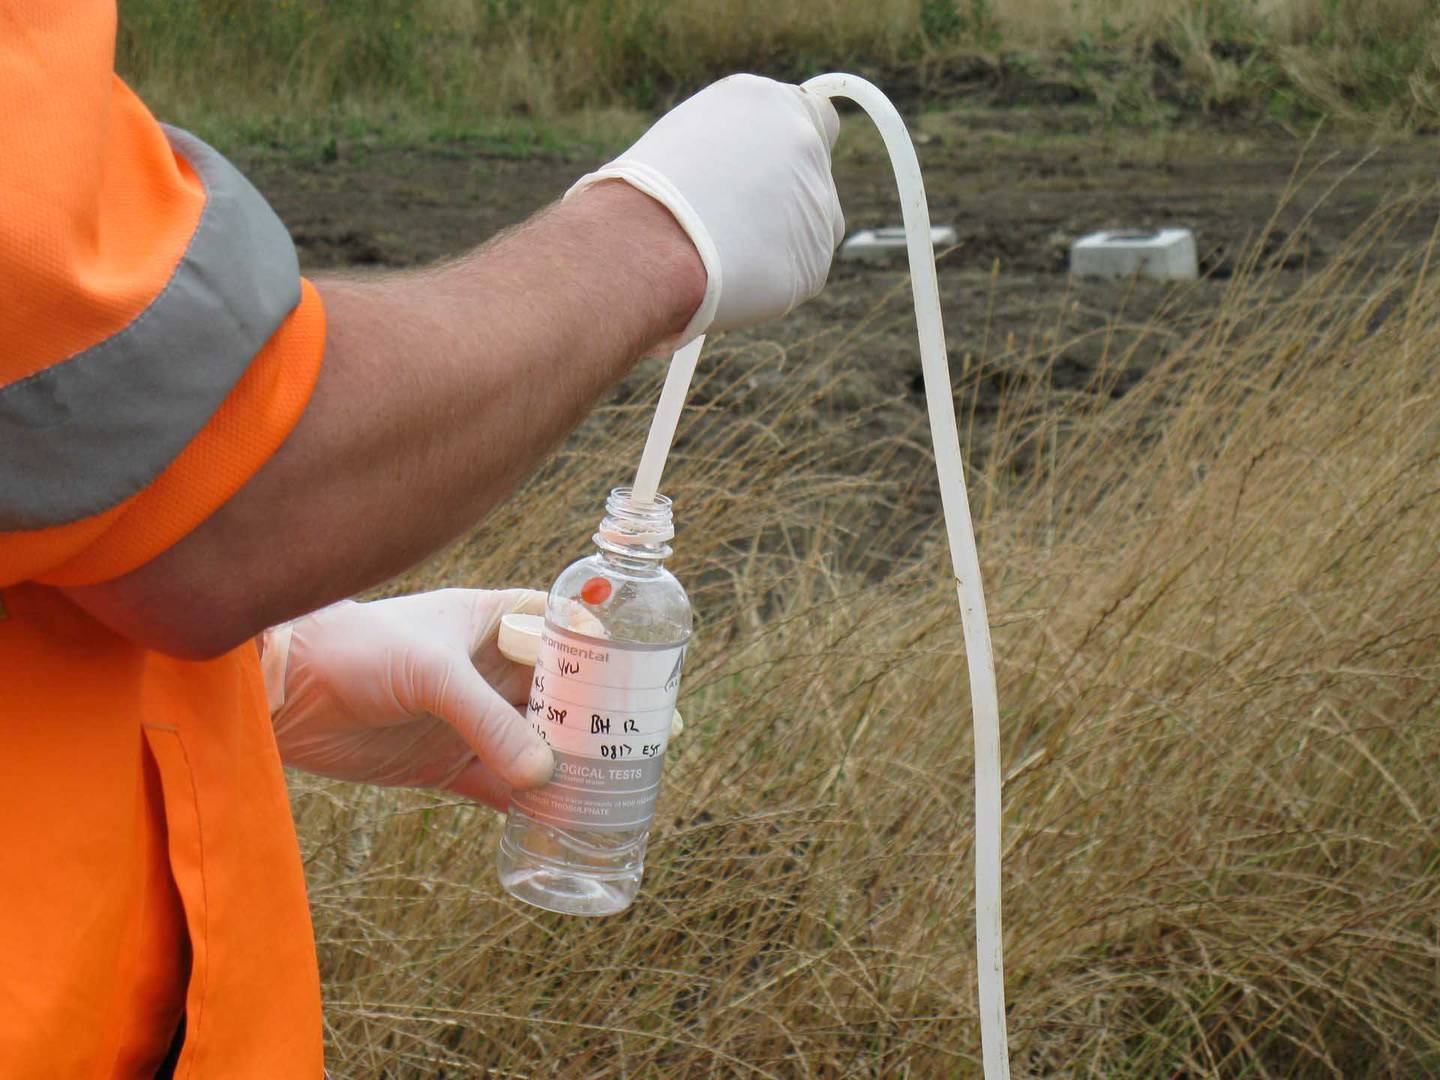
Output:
[118, 0, 1440, 150]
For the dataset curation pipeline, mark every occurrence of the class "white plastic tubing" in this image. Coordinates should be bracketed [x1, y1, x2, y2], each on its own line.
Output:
[631, 74, 1010, 1080]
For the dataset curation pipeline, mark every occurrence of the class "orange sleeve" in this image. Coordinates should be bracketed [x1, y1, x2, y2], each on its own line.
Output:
[9, 281, 326, 588]
[0, 4, 327, 587]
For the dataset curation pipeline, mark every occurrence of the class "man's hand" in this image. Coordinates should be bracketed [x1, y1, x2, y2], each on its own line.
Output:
[263, 588, 553, 810]
[572, 74, 845, 342]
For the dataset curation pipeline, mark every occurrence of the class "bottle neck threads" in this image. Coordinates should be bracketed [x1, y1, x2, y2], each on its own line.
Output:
[595, 487, 674, 563]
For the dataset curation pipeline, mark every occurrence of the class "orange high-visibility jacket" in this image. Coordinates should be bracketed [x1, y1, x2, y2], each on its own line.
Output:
[1, 5, 327, 1076]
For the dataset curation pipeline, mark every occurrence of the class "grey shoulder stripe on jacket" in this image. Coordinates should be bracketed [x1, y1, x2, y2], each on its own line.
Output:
[0, 125, 302, 532]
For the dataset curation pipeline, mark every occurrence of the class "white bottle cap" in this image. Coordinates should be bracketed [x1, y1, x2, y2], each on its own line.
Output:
[498, 612, 544, 666]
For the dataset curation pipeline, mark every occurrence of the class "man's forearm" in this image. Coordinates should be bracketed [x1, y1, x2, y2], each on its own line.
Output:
[64, 182, 706, 658]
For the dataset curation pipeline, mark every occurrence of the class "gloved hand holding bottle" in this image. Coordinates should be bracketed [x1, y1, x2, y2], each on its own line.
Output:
[260, 586, 690, 806]
[260, 589, 555, 811]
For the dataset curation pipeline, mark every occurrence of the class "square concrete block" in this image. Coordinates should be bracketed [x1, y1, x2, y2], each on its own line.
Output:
[1070, 228, 1198, 281]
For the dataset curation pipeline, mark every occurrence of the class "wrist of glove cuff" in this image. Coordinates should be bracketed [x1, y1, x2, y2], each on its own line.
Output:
[259, 618, 297, 715]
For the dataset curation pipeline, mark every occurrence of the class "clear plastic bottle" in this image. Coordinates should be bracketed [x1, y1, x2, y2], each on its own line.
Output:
[497, 487, 692, 916]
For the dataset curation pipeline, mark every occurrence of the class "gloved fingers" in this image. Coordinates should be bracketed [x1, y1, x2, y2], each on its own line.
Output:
[465, 587, 547, 657]
[797, 86, 841, 148]
[416, 653, 553, 788]
[468, 588, 547, 702]
[462, 654, 532, 713]
[443, 757, 511, 812]
[482, 663, 533, 709]
[796, 87, 845, 253]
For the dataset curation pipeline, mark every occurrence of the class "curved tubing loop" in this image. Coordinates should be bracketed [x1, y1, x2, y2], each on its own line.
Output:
[632, 72, 1010, 1080]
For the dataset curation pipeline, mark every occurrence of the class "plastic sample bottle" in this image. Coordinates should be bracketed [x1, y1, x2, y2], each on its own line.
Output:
[497, 488, 692, 916]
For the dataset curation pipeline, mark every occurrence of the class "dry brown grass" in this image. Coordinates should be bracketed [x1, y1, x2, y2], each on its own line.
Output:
[291, 188, 1440, 1076]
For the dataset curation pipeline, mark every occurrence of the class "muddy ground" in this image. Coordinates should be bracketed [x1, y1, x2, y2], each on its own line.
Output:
[239, 106, 1440, 508]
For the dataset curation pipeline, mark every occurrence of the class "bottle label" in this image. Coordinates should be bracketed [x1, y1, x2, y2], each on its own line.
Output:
[512, 622, 687, 831]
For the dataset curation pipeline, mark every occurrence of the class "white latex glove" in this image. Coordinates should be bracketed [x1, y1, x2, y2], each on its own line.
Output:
[261, 589, 553, 810]
[568, 73, 845, 343]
